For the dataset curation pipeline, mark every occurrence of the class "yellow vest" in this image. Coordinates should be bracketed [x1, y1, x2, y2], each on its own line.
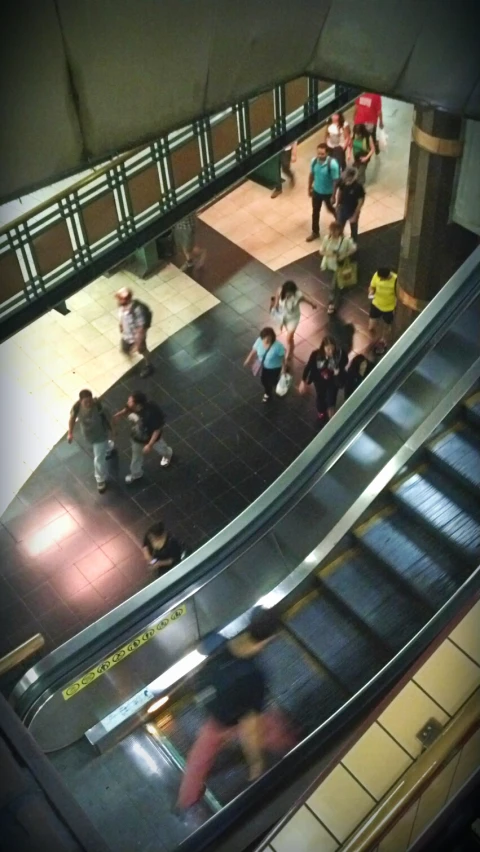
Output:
[370, 272, 397, 312]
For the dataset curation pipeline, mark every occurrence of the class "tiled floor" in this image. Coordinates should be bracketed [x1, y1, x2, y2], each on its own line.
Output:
[200, 97, 412, 271]
[0, 96, 411, 661]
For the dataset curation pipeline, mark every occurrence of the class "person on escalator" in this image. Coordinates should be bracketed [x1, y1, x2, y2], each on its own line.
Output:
[176, 608, 297, 811]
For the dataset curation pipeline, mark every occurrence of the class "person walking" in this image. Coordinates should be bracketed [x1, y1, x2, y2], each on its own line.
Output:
[351, 125, 375, 185]
[344, 354, 374, 399]
[270, 280, 317, 362]
[335, 167, 365, 241]
[173, 212, 206, 272]
[67, 390, 115, 493]
[244, 327, 288, 403]
[353, 93, 384, 154]
[115, 287, 154, 378]
[114, 391, 173, 483]
[142, 521, 186, 574]
[306, 143, 340, 243]
[299, 336, 348, 425]
[368, 267, 398, 355]
[326, 112, 351, 171]
[176, 608, 296, 811]
[319, 221, 357, 316]
[271, 143, 297, 199]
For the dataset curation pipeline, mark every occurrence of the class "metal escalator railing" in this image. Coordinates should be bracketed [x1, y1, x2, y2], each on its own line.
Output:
[13, 246, 480, 736]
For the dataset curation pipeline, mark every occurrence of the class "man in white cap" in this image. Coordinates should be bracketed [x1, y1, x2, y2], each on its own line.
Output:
[115, 287, 154, 378]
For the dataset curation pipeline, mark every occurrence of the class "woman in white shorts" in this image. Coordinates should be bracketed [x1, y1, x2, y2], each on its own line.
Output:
[271, 280, 317, 362]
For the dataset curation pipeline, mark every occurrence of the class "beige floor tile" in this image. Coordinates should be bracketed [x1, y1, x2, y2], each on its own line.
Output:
[151, 282, 177, 303]
[182, 283, 214, 304]
[159, 315, 186, 336]
[342, 722, 412, 800]
[66, 291, 95, 309]
[308, 764, 376, 842]
[146, 327, 169, 347]
[378, 803, 418, 852]
[165, 294, 192, 314]
[379, 681, 450, 758]
[414, 639, 480, 714]
[74, 301, 106, 322]
[91, 313, 119, 334]
[148, 300, 174, 322]
[195, 294, 219, 312]
[176, 304, 207, 324]
[83, 335, 115, 356]
[272, 806, 339, 852]
[450, 600, 480, 664]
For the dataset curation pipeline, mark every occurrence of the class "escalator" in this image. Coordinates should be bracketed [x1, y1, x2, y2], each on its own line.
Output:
[10, 247, 480, 852]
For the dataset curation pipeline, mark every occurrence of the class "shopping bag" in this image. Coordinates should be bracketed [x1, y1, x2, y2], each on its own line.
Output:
[378, 128, 388, 152]
[336, 259, 358, 289]
[276, 372, 292, 397]
[252, 358, 262, 377]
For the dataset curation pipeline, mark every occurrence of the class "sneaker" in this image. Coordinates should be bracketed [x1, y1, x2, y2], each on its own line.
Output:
[194, 249, 207, 269]
[306, 232, 319, 242]
[160, 453, 172, 468]
[125, 473, 143, 484]
[97, 481, 107, 494]
[271, 188, 282, 199]
[181, 261, 194, 272]
[140, 364, 154, 378]
[262, 394, 270, 403]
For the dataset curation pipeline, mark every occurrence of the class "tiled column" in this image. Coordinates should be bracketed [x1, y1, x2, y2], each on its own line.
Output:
[395, 107, 476, 335]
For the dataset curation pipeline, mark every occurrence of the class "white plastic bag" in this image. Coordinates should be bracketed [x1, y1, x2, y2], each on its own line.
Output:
[276, 372, 293, 397]
[377, 128, 388, 152]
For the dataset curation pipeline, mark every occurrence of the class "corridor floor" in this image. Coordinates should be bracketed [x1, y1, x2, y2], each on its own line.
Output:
[0, 96, 410, 660]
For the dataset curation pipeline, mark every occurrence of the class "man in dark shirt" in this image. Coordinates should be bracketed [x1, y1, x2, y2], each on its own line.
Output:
[334, 167, 365, 241]
[177, 609, 296, 810]
[114, 391, 173, 484]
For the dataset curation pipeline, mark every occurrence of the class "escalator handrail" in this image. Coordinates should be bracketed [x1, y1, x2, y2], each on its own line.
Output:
[177, 569, 480, 852]
[13, 246, 480, 716]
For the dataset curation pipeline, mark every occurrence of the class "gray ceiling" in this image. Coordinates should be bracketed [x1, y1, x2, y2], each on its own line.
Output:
[1, 0, 479, 202]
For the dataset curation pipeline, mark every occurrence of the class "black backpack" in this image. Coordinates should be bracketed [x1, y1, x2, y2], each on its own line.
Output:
[132, 299, 153, 329]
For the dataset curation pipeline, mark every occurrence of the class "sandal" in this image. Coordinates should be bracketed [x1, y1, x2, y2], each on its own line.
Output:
[262, 394, 269, 403]
[327, 303, 336, 315]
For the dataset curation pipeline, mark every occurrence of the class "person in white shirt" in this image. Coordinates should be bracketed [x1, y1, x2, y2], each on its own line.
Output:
[319, 222, 357, 315]
[326, 112, 351, 171]
[271, 280, 317, 361]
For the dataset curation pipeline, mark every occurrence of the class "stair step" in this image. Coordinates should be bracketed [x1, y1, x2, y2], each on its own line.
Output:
[428, 425, 480, 492]
[463, 390, 480, 429]
[355, 511, 461, 608]
[391, 467, 480, 561]
[286, 593, 388, 692]
[319, 551, 429, 652]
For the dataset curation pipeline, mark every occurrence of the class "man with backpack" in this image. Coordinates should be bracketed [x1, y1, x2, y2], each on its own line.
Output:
[176, 608, 296, 811]
[67, 389, 115, 493]
[306, 142, 340, 243]
[115, 287, 154, 378]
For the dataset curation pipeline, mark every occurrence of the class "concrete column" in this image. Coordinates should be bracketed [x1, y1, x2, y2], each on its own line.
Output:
[395, 106, 477, 335]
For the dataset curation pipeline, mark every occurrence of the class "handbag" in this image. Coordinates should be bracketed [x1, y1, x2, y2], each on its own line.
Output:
[336, 257, 358, 289]
[276, 372, 293, 397]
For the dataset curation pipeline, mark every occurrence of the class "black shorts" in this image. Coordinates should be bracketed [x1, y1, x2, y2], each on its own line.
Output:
[370, 304, 394, 325]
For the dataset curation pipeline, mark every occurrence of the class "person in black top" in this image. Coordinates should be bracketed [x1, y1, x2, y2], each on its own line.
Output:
[177, 608, 296, 810]
[142, 521, 185, 574]
[299, 336, 348, 424]
[114, 391, 173, 484]
[334, 167, 365, 241]
[344, 354, 374, 400]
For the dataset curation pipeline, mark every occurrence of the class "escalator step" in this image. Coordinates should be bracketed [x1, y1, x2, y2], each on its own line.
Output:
[259, 632, 346, 736]
[463, 391, 480, 429]
[391, 467, 480, 560]
[286, 594, 387, 692]
[428, 426, 480, 493]
[356, 512, 461, 608]
[320, 552, 429, 651]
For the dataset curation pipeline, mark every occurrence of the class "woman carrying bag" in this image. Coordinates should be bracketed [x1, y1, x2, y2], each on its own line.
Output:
[319, 222, 357, 316]
[244, 327, 290, 403]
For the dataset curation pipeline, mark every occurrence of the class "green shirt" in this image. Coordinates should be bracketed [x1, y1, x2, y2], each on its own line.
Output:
[72, 399, 110, 444]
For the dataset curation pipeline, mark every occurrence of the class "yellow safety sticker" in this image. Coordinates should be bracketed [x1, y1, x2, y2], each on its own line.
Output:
[62, 604, 187, 701]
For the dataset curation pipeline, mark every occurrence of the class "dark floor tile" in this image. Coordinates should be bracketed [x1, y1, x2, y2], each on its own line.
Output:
[133, 484, 170, 515]
[91, 567, 134, 602]
[0, 524, 15, 551]
[50, 564, 91, 597]
[75, 549, 114, 582]
[196, 470, 232, 501]
[189, 399, 225, 427]
[107, 501, 147, 529]
[4, 496, 67, 543]
[218, 457, 253, 483]
[214, 283, 243, 303]
[229, 295, 257, 315]
[0, 577, 21, 613]
[23, 581, 63, 617]
[67, 585, 106, 621]
[69, 508, 122, 546]
[100, 532, 141, 565]
[172, 486, 205, 516]
[39, 602, 80, 640]
[260, 431, 301, 464]
[237, 474, 267, 502]
[213, 489, 250, 519]
[2, 599, 43, 635]
[189, 505, 228, 537]
[4, 566, 45, 597]
[116, 553, 148, 584]
[57, 529, 99, 565]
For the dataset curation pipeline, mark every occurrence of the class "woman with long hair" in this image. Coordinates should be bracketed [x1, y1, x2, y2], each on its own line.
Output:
[299, 336, 348, 424]
[326, 111, 351, 171]
[350, 124, 375, 184]
[271, 280, 317, 362]
[344, 354, 374, 399]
